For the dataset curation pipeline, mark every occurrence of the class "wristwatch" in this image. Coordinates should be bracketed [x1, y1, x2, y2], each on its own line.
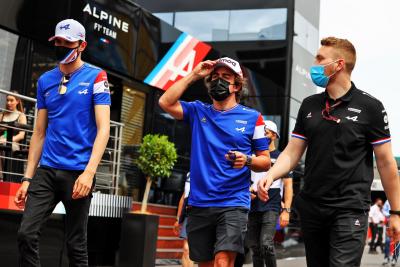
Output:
[282, 208, 292, 213]
[20, 177, 32, 183]
[245, 155, 252, 166]
[389, 210, 400, 216]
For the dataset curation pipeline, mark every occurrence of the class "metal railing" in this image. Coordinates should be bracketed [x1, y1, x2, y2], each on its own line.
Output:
[0, 88, 124, 195]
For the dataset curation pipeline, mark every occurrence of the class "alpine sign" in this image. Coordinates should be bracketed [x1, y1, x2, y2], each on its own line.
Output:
[144, 32, 211, 90]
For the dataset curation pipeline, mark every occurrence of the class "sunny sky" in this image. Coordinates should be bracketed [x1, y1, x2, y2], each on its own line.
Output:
[319, 0, 400, 156]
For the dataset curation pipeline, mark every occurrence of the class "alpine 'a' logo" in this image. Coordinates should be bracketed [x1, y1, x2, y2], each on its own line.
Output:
[78, 89, 88, 95]
[235, 127, 245, 133]
[345, 116, 358, 122]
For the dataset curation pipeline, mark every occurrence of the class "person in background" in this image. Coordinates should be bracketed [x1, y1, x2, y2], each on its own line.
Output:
[0, 92, 27, 181]
[247, 120, 293, 267]
[369, 198, 385, 254]
[0, 92, 27, 150]
[173, 173, 194, 267]
[383, 199, 400, 266]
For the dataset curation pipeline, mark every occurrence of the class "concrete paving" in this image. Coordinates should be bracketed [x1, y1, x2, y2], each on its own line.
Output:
[239, 246, 391, 267]
[163, 246, 394, 267]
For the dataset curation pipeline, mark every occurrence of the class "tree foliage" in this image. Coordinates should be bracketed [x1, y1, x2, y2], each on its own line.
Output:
[137, 134, 178, 181]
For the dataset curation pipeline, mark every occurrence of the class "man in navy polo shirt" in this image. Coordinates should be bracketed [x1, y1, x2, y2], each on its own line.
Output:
[159, 57, 271, 267]
[247, 120, 293, 267]
[14, 19, 111, 266]
[258, 37, 400, 267]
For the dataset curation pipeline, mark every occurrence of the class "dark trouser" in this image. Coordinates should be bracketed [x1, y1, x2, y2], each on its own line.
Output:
[233, 246, 249, 267]
[384, 234, 391, 259]
[295, 194, 368, 267]
[246, 210, 279, 267]
[369, 223, 378, 251]
[394, 242, 400, 261]
[376, 226, 384, 251]
[17, 167, 93, 267]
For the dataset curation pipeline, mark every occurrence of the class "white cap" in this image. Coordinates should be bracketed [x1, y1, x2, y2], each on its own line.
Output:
[48, 19, 86, 42]
[215, 57, 243, 78]
[264, 120, 280, 138]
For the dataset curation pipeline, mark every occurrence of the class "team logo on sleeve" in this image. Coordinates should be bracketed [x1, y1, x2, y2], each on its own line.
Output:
[94, 71, 110, 94]
[252, 114, 265, 140]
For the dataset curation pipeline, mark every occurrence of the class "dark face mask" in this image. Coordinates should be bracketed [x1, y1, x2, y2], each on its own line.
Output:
[55, 45, 80, 64]
[209, 78, 232, 101]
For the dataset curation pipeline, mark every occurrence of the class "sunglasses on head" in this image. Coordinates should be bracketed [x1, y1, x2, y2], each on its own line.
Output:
[58, 75, 70, 95]
[321, 99, 342, 124]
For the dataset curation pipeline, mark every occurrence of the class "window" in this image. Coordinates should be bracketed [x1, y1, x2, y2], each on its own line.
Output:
[30, 41, 58, 99]
[229, 9, 287, 41]
[0, 29, 19, 91]
[172, 8, 287, 42]
[175, 10, 229, 41]
[121, 86, 146, 146]
[0, 28, 30, 113]
[154, 12, 174, 25]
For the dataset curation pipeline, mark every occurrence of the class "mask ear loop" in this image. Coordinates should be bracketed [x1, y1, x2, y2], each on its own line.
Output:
[325, 59, 342, 79]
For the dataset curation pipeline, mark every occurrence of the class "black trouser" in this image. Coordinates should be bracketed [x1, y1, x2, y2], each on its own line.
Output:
[17, 167, 93, 267]
[376, 226, 384, 251]
[369, 223, 378, 251]
[295, 194, 368, 267]
[369, 223, 383, 252]
[246, 210, 279, 267]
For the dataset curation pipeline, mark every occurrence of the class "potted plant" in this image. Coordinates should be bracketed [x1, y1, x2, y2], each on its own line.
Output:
[117, 134, 177, 267]
[136, 134, 178, 212]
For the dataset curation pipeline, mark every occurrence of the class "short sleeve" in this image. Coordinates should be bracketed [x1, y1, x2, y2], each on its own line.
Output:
[180, 100, 197, 124]
[93, 70, 111, 105]
[36, 78, 46, 110]
[292, 101, 307, 141]
[367, 101, 391, 146]
[252, 113, 269, 151]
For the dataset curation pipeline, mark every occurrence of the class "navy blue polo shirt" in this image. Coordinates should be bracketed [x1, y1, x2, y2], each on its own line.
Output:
[250, 150, 292, 213]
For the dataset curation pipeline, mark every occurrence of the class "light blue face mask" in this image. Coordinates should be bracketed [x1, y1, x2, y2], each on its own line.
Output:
[310, 60, 339, 88]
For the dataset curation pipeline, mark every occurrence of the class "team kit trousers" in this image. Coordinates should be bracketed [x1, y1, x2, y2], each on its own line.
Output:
[295, 194, 368, 267]
[17, 166, 93, 267]
[246, 210, 279, 267]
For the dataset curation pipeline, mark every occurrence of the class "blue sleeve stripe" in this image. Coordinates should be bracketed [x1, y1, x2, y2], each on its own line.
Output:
[371, 137, 391, 146]
[292, 133, 307, 140]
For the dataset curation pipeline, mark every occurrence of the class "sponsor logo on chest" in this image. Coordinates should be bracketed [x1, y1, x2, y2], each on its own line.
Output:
[235, 127, 246, 133]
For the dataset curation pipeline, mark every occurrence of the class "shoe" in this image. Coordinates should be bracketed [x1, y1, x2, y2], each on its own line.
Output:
[383, 257, 390, 265]
[392, 258, 397, 266]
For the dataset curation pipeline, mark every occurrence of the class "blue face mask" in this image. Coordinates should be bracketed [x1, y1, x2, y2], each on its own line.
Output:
[310, 60, 338, 88]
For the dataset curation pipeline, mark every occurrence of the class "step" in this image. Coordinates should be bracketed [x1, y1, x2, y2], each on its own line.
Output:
[159, 214, 177, 226]
[158, 225, 177, 237]
[156, 248, 183, 260]
[157, 236, 184, 249]
[131, 202, 177, 216]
